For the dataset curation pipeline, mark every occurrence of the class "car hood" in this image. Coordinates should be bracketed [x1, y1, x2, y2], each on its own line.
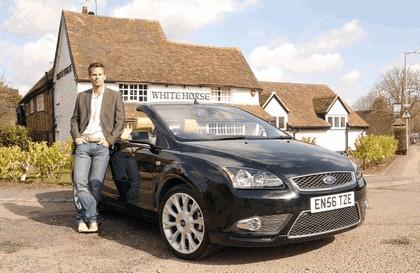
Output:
[182, 139, 354, 177]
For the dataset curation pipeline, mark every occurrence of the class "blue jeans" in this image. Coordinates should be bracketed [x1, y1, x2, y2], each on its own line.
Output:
[72, 142, 110, 223]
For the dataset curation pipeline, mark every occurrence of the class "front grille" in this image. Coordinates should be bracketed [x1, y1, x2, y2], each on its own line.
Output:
[288, 204, 361, 238]
[291, 172, 354, 191]
[258, 214, 291, 233]
[232, 214, 291, 235]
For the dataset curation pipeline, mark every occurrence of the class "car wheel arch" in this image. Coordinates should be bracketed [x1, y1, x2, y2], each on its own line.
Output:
[154, 161, 207, 206]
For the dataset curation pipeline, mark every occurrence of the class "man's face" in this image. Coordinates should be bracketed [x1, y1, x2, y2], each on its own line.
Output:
[90, 67, 106, 88]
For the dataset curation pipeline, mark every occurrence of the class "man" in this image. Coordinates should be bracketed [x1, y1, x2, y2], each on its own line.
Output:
[70, 62, 125, 233]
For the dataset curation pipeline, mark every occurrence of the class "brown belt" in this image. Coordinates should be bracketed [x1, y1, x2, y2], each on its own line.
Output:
[81, 136, 104, 143]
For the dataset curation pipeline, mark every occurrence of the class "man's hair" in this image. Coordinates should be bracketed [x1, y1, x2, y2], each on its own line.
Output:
[88, 62, 105, 75]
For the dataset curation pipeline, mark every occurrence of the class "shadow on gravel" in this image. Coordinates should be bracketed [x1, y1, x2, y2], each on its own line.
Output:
[203, 237, 335, 264]
[2, 190, 335, 263]
[2, 190, 75, 227]
[96, 209, 336, 264]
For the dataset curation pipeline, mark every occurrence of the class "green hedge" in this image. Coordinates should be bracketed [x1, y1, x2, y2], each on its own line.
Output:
[350, 135, 398, 170]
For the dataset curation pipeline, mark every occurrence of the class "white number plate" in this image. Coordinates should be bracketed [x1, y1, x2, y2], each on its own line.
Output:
[310, 192, 354, 213]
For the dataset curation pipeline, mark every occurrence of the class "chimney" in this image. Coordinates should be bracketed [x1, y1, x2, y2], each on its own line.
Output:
[82, 6, 88, 14]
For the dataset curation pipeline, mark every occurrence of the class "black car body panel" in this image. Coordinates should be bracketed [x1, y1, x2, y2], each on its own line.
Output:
[102, 103, 367, 259]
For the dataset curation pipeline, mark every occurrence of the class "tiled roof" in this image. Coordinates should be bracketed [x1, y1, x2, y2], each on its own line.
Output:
[312, 96, 338, 114]
[62, 11, 261, 90]
[230, 104, 273, 121]
[259, 81, 368, 128]
[357, 110, 393, 135]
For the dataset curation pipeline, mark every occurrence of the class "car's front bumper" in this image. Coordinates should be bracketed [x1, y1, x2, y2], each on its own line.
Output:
[206, 184, 367, 247]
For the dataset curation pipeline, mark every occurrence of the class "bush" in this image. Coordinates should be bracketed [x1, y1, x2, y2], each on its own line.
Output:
[0, 140, 73, 183]
[0, 125, 31, 150]
[300, 136, 316, 145]
[0, 145, 29, 182]
[28, 140, 73, 183]
[350, 135, 398, 170]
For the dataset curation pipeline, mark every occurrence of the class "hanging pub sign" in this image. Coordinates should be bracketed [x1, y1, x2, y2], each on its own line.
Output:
[56, 64, 73, 81]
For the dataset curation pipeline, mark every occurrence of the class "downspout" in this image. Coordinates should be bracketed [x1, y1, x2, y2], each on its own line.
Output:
[45, 71, 56, 142]
[345, 122, 349, 155]
[289, 125, 299, 139]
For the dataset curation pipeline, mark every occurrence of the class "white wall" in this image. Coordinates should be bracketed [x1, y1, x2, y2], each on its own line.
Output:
[116, 84, 260, 105]
[291, 128, 366, 152]
[54, 22, 77, 142]
[348, 129, 366, 150]
[328, 100, 348, 115]
[230, 88, 259, 105]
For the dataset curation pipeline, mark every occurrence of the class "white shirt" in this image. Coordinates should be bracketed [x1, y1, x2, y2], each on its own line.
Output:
[82, 91, 105, 138]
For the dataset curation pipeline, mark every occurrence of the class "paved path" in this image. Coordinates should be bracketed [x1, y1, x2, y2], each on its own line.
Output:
[366, 144, 420, 188]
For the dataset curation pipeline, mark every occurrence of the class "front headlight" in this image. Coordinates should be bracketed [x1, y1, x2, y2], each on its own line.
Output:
[350, 160, 365, 187]
[223, 167, 285, 189]
[350, 160, 363, 180]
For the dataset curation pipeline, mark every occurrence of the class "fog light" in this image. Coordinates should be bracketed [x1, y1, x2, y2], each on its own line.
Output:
[237, 217, 262, 231]
[364, 199, 369, 208]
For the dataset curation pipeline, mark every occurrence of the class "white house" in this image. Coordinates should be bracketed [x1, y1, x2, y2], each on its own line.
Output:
[49, 9, 269, 142]
[260, 81, 369, 152]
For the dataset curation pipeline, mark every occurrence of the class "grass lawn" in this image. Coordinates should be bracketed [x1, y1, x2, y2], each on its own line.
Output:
[0, 168, 72, 189]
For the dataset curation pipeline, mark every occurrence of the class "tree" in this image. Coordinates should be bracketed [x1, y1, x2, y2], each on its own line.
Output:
[352, 67, 420, 112]
[0, 80, 21, 126]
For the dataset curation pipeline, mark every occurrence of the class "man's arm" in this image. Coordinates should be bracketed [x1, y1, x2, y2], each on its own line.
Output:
[105, 91, 125, 146]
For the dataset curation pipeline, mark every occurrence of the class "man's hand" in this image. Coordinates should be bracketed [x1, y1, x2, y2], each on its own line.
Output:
[99, 139, 110, 147]
[75, 138, 86, 145]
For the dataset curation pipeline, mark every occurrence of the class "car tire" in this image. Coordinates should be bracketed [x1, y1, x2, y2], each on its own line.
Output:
[159, 185, 218, 260]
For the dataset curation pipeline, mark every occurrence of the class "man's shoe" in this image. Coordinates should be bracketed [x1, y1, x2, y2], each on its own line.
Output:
[88, 222, 98, 233]
[78, 222, 89, 233]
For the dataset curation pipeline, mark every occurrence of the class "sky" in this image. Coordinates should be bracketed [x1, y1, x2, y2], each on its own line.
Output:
[1, 0, 420, 106]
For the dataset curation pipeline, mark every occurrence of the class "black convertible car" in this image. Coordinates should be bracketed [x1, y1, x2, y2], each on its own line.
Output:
[102, 103, 368, 260]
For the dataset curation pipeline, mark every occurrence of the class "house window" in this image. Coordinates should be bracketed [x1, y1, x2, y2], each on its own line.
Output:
[275, 116, 286, 129]
[341, 117, 346, 128]
[29, 100, 34, 114]
[119, 83, 148, 102]
[327, 116, 347, 128]
[211, 87, 231, 102]
[36, 94, 44, 112]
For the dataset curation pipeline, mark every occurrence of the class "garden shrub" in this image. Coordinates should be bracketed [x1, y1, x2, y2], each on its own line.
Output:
[0, 145, 29, 182]
[300, 136, 316, 145]
[0, 125, 31, 150]
[350, 135, 398, 170]
[0, 140, 73, 183]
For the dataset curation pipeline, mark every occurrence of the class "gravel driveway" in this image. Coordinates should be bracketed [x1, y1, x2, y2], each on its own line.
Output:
[1, 180, 419, 273]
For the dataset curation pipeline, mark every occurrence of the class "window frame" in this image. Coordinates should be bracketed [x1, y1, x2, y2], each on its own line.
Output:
[36, 94, 45, 112]
[118, 83, 149, 102]
[211, 86, 231, 102]
[327, 115, 347, 129]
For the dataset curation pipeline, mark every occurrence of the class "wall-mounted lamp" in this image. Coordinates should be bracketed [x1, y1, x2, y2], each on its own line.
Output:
[250, 90, 256, 97]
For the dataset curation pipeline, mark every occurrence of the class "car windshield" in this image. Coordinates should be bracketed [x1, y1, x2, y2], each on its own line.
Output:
[150, 104, 292, 141]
